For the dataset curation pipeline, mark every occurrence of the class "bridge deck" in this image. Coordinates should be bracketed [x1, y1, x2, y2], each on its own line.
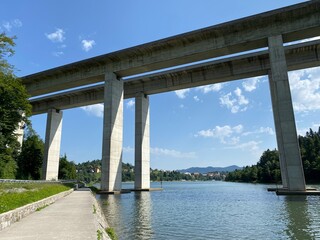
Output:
[0, 190, 110, 240]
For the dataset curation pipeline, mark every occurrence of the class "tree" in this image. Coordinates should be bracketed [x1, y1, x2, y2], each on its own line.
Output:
[17, 128, 44, 180]
[0, 32, 15, 74]
[226, 127, 320, 184]
[59, 154, 77, 180]
[298, 127, 320, 183]
[0, 32, 31, 179]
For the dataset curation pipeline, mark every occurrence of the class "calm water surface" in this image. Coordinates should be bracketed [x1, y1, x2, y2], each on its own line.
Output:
[96, 181, 320, 240]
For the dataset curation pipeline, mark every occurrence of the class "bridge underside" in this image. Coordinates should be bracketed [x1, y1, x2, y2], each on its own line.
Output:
[22, 1, 320, 193]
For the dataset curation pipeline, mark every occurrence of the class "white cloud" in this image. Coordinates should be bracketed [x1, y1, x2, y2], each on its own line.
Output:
[126, 99, 135, 109]
[81, 104, 103, 118]
[52, 51, 64, 57]
[1, 19, 22, 32]
[288, 67, 320, 112]
[46, 28, 65, 43]
[196, 124, 243, 144]
[224, 140, 262, 155]
[12, 19, 22, 28]
[151, 147, 196, 159]
[193, 96, 200, 102]
[219, 88, 249, 113]
[175, 89, 190, 99]
[234, 88, 249, 105]
[81, 39, 96, 52]
[242, 127, 274, 136]
[233, 124, 244, 133]
[242, 77, 261, 92]
[297, 123, 320, 136]
[111, 145, 197, 159]
[197, 83, 223, 94]
[123, 146, 134, 153]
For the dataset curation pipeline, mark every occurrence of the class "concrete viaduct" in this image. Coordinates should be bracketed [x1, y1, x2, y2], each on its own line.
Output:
[21, 1, 320, 193]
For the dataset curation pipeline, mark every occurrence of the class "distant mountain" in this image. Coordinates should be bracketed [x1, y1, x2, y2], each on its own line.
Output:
[177, 165, 242, 174]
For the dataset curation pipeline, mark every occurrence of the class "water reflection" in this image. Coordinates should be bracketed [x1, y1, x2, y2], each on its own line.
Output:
[96, 182, 320, 240]
[99, 191, 153, 240]
[284, 196, 313, 240]
[132, 192, 153, 239]
[99, 194, 123, 228]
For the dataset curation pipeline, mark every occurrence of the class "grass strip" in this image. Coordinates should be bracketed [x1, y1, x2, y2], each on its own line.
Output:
[106, 227, 118, 240]
[0, 183, 70, 214]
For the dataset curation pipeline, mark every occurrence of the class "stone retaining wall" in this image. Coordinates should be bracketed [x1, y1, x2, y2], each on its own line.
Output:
[0, 189, 73, 231]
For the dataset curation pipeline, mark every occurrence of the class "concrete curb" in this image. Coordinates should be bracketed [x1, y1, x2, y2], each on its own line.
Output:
[90, 191, 111, 240]
[0, 189, 73, 231]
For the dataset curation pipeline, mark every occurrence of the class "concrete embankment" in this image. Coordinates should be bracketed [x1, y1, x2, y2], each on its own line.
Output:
[0, 189, 111, 240]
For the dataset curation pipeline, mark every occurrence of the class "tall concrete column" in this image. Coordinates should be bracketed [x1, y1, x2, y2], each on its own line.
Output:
[134, 93, 150, 190]
[42, 109, 63, 180]
[101, 71, 123, 192]
[268, 35, 306, 191]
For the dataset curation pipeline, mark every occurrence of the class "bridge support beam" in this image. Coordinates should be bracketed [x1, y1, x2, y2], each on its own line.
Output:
[101, 72, 123, 192]
[268, 35, 306, 191]
[134, 93, 150, 190]
[42, 109, 63, 180]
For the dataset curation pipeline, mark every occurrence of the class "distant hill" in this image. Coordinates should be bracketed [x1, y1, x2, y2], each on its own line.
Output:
[177, 165, 242, 174]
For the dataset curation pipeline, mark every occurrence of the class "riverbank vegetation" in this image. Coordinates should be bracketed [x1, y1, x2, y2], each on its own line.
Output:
[226, 127, 320, 184]
[76, 161, 227, 184]
[0, 33, 31, 179]
[0, 182, 71, 214]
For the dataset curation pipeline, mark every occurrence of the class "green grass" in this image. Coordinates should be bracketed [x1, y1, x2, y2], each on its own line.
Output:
[97, 229, 102, 240]
[36, 204, 49, 212]
[106, 227, 118, 240]
[0, 183, 71, 214]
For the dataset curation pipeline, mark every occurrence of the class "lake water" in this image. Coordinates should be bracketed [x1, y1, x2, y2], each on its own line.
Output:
[96, 181, 320, 240]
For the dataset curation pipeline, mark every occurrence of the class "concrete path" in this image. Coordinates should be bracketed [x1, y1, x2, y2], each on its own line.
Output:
[0, 189, 104, 240]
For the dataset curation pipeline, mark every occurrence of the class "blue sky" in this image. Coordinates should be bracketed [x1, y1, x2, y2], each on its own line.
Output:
[2, 0, 320, 170]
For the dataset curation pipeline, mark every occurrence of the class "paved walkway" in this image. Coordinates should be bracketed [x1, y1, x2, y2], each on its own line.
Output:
[0, 189, 103, 240]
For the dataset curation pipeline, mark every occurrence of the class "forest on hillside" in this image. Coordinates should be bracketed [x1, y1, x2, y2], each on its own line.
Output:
[226, 127, 320, 184]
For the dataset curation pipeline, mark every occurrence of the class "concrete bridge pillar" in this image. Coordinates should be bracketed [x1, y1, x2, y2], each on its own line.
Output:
[42, 109, 63, 180]
[101, 71, 123, 192]
[268, 35, 306, 191]
[15, 118, 25, 149]
[134, 93, 150, 190]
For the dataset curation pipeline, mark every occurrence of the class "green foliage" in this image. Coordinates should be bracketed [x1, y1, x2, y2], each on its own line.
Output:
[0, 183, 70, 214]
[0, 32, 31, 179]
[226, 149, 281, 183]
[88, 186, 100, 194]
[97, 229, 102, 240]
[36, 204, 49, 211]
[59, 154, 77, 180]
[226, 127, 320, 184]
[77, 160, 225, 183]
[106, 227, 118, 240]
[299, 127, 320, 183]
[0, 32, 16, 74]
[0, 154, 17, 179]
[17, 128, 44, 180]
[122, 163, 134, 182]
[76, 160, 101, 183]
